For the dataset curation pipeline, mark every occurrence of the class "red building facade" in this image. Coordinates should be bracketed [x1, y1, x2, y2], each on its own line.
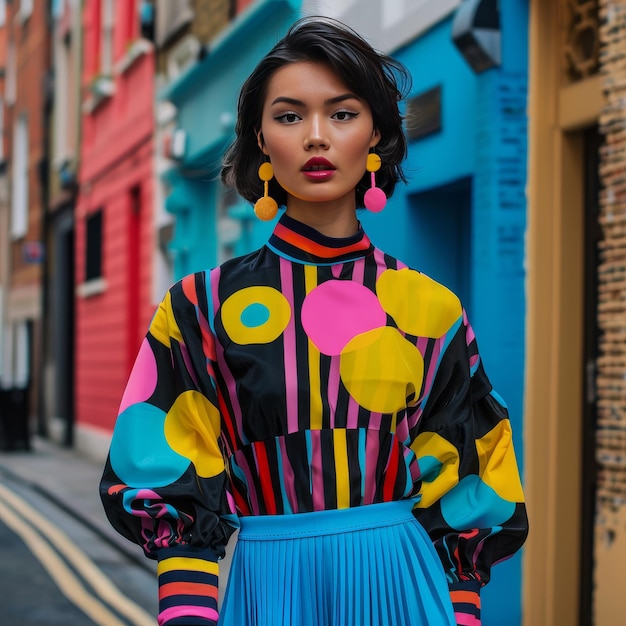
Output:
[75, 1, 155, 457]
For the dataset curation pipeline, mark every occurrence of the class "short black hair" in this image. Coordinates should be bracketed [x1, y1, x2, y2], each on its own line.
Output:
[221, 16, 410, 208]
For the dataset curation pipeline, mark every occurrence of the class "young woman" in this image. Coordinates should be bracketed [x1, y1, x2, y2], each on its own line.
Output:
[100, 17, 528, 626]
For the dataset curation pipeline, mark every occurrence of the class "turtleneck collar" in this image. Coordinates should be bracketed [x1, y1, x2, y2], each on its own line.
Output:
[267, 213, 374, 265]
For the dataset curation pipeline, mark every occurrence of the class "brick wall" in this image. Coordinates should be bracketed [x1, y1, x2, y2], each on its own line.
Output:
[9, 3, 49, 291]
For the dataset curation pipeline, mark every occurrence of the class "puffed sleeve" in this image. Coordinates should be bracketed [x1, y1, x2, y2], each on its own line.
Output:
[100, 273, 238, 626]
[411, 309, 528, 626]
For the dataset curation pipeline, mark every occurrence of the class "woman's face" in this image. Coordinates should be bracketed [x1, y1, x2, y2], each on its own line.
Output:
[258, 61, 380, 218]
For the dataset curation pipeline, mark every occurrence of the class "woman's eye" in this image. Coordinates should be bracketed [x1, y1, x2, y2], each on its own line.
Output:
[276, 112, 300, 124]
[332, 110, 358, 121]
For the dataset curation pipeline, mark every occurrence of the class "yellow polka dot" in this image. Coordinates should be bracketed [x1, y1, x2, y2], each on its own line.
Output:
[412, 432, 460, 508]
[221, 286, 291, 345]
[340, 327, 424, 414]
[164, 390, 224, 478]
[150, 291, 184, 347]
[476, 420, 525, 502]
[376, 269, 462, 338]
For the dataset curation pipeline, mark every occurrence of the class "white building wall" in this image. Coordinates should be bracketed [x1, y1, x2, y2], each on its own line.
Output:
[302, 0, 462, 53]
[152, 87, 176, 304]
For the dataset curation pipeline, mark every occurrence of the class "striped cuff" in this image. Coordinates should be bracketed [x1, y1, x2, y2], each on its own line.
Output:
[449, 580, 481, 626]
[157, 547, 220, 626]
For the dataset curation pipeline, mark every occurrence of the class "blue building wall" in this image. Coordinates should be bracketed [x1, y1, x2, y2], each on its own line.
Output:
[361, 3, 529, 625]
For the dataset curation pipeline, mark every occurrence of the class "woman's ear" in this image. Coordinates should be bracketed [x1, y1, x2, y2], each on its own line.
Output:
[256, 131, 269, 155]
[370, 127, 381, 149]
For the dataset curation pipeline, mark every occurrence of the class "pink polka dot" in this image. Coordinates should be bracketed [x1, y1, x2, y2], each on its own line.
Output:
[301, 281, 387, 355]
[118, 338, 158, 415]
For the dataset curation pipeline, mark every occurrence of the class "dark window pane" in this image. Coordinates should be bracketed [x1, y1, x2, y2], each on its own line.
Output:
[85, 210, 103, 281]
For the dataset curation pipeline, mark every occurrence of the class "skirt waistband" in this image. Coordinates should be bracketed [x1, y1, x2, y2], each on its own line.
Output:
[238, 499, 418, 540]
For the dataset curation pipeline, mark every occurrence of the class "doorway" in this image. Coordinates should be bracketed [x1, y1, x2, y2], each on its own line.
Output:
[407, 177, 472, 312]
[580, 127, 601, 625]
[52, 208, 76, 446]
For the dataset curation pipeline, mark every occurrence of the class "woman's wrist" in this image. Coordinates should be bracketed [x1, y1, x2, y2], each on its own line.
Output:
[449, 580, 481, 626]
[157, 548, 220, 626]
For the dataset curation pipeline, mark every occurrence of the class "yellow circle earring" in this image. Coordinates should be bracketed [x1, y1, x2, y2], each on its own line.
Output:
[254, 162, 279, 221]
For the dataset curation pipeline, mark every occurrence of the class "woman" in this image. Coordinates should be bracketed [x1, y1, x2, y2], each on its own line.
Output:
[100, 17, 528, 626]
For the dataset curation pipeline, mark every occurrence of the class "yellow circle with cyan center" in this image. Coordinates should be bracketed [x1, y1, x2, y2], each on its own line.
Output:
[340, 326, 424, 413]
[366, 153, 382, 172]
[258, 162, 274, 181]
[221, 286, 291, 345]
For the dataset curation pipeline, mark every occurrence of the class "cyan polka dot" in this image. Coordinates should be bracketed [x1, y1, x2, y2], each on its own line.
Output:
[440, 474, 515, 530]
[241, 302, 270, 328]
[418, 455, 444, 483]
[110, 403, 190, 488]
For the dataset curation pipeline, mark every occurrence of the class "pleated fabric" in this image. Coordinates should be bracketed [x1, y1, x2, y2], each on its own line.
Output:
[218, 500, 456, 626]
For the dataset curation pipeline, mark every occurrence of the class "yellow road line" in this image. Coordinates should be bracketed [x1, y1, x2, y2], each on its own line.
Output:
[0, 482, 154, 626]
[0, 495, 126, 626]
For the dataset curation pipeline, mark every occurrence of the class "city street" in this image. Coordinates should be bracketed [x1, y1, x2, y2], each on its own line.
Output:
[0, 442, 158, 626]
[0, 1, 621, 623]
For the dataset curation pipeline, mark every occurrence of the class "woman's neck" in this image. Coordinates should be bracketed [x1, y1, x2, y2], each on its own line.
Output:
[285, 200, 359, 238]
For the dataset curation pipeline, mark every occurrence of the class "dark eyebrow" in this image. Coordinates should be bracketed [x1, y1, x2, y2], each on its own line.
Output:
[270, 93, 362, 106]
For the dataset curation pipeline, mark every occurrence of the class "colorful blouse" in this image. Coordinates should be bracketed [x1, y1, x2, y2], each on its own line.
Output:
[100, 213, 528, 626]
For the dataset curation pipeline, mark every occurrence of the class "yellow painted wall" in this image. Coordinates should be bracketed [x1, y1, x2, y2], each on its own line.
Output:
[525, 1, 605, 624]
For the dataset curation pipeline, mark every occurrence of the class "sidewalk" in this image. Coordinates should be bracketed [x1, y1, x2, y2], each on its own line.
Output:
[0, 435, 152, 572]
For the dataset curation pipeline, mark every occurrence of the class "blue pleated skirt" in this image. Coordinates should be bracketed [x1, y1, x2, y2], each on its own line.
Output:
[218, 500, 455, 626]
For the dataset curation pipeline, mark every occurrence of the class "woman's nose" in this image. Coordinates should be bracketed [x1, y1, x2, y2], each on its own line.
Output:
[304, 115, 329, 149]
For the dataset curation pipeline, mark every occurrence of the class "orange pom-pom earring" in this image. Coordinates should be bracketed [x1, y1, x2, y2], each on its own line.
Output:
[254, 162, 278, 221]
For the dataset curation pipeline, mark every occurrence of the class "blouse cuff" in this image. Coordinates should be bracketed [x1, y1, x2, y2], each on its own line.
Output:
[449, 580, 481, 626]
[157, 546, 220, 626]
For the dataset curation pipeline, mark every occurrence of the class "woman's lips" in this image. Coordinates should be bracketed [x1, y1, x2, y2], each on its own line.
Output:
[302, 157, 336, 180]
[302, 169, 336, 180]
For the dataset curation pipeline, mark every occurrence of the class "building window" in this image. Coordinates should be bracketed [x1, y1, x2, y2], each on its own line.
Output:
[155, 0, 194, 48]
[54, 26, 76, 165]
[101, 0, 114, 75]
[11, 115, 28, 240]
[0, 320, 9, 389]
[0, 320, 30, 389]
[0, 98, 4, 162]
[85, 210, 103, 281]
[0, 1, 6, 27]
[20, 0, 33, 22]
[140, 1, 155, 41]
[13, 320, 30, 388]
[6, 40, 15, 105]
[564, 0, 599, 83]
[405, 85, 442, 142]
[217, 184, 242, 263]
[166, 34, 200, 80]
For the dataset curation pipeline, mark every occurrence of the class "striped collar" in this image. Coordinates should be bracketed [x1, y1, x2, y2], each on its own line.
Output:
[267, 213, 374, 265]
